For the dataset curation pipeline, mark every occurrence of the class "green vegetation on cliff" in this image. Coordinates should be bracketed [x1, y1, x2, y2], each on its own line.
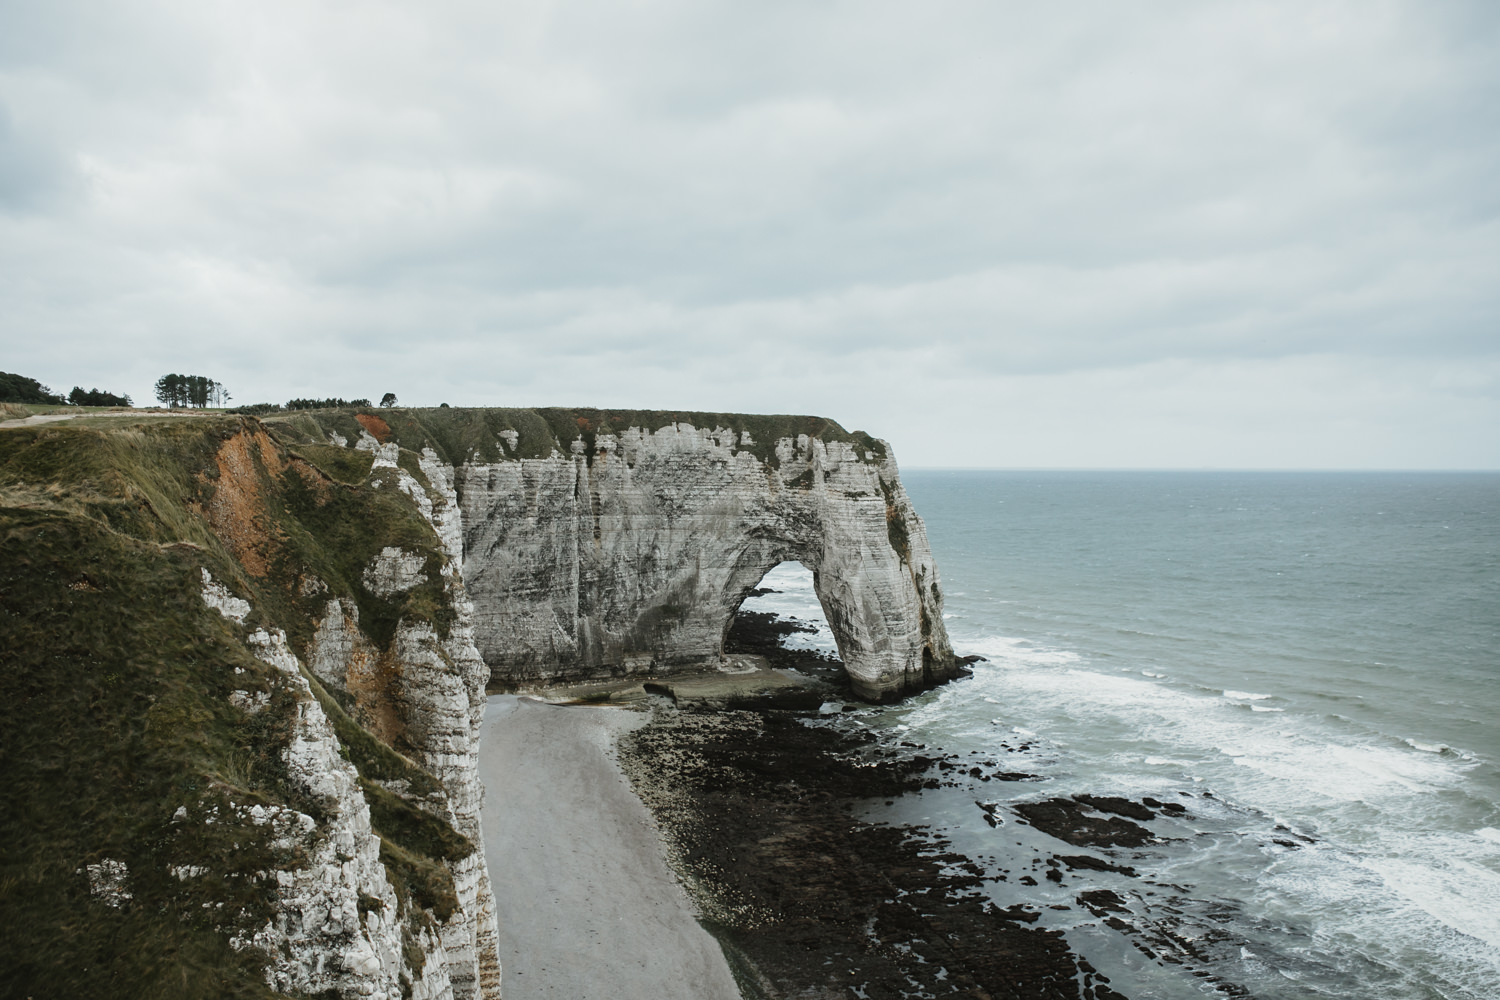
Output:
[0, 512, 287, 997]
[0, 415, 472, 998]
[268, 405, 888, 468]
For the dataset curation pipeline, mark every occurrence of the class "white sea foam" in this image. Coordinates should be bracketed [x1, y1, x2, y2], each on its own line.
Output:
[771, 553, 1499, 995]
[1227, 740, 1463, 800]
[1256, 838, 1500, 997]
[962, 634, 1083, 668]
[934, 646, 1478, 822]
[1363, 851, 1500, 949]
[886, 471, 1500, 999]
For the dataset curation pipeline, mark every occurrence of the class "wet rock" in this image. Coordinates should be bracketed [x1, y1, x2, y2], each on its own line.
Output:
[618, 709, 1108, 999]
[1072, 795, 1156, 822]
[1057, 855, 1138, 877]
[1077, 890, 1130, 917]
[1013, 799, 1155, 848]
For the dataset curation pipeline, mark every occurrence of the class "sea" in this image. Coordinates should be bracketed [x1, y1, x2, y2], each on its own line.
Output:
[740, 471, 1500, 1000]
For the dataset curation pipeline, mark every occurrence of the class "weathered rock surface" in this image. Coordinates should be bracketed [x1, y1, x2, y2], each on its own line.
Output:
[454, 420, 957, 701]
[234, 621, 455, 1000]
[305, 460, 501, 998]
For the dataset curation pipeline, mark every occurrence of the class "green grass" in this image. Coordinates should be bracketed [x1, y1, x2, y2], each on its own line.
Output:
[0, 510, 287, 998]
[878, 475, 912, 565]
[286, 443, 375, 485]
[0, 418, 246, 549]
[264, 462, 450, 651]
[268, 405, 889, 468]
[362, 781, 473, 870]
[378, 837, 460, 923]
[0, 416, 479, 998]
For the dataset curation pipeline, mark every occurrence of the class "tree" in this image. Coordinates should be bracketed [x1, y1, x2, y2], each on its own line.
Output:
[0, 372, 66, 405]
[286, 397, 370, 410]
[68, 386, 132, 407]
[380, 392, 398, 408]
[154, 374, 229, 408]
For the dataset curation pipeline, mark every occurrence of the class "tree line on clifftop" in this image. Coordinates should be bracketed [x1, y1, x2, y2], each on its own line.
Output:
[3, 370, 408, 414]
[152, 374, 230, 409]
[1, 371, 133, 407]
[232, 392, 402, 414]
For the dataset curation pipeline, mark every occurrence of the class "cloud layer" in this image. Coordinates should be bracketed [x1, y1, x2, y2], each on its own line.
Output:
[3, 0, 1496, 466]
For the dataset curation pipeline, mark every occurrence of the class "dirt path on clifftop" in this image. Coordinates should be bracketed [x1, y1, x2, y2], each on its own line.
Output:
[0, 409, 220, 429]
[478, 696, 742, 1000]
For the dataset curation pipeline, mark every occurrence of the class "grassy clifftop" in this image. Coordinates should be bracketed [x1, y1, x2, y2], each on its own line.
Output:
[0, 415, 468, 998]
[269, 406, 888, 468]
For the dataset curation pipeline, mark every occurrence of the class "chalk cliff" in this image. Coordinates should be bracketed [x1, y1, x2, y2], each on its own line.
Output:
[0, 405, 956, 998]
[452, 419, 956, 700]
[284, 407, 957, 700]
[1, 417, 499, 999]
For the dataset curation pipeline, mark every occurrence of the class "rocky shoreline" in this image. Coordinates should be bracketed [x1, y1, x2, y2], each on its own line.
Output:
[476, 592, 1269, 999]
[603, 603, 1273, 1000]
[615, 703, 1124, 1000]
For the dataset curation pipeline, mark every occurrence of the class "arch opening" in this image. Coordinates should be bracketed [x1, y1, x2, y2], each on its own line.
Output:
[722, 561, 845, 680]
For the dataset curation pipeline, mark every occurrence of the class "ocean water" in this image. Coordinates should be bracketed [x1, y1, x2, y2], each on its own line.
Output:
[741, 471, 1500, 999]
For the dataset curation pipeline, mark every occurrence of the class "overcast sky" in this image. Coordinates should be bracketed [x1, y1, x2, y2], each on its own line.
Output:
[2, 1, 1496, 467]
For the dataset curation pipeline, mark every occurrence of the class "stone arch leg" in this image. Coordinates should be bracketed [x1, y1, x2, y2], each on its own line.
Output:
[806, 541, 935, 702]
[708, 535, 949, 701]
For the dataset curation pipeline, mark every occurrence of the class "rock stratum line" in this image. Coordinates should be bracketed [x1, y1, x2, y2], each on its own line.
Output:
[0, 406, 957, 999]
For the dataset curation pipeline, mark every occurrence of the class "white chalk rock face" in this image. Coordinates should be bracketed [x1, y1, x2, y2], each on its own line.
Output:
[201, 568, 251, 623]
[363, 547, 428, 597]
[233, 627, 456, 1000]
[455, 424, 956, 700]
[309, 466, 502, 999]
[356, 428, 401, 469]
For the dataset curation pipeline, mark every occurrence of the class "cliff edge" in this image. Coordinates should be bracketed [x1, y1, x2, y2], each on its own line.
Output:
[0, 406, 957, 998]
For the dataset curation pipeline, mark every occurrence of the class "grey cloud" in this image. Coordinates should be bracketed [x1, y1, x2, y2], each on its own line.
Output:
[1, 0, 1496, 466]
[0, 103, 73, 211]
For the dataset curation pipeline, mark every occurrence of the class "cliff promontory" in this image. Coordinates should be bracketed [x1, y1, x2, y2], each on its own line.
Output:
[0, 406, 956, 998]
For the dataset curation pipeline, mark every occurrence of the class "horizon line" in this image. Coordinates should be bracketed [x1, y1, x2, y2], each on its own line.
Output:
[900, 466, 1500, 473]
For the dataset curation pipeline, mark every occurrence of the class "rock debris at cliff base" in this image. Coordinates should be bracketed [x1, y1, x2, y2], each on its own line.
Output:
[616, 707, 1125, 1000]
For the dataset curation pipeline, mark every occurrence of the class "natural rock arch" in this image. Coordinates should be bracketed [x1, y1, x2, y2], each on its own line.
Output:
[455, 416, 957, 700]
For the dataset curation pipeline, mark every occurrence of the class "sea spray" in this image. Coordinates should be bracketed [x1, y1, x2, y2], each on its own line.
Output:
[743, 470, 1500, 1000]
